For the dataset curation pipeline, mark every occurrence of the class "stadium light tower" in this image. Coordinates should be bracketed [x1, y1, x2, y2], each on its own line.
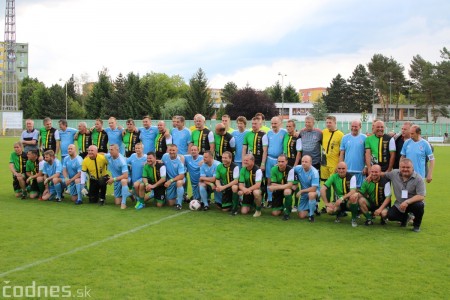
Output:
[1, 0, 18, 111]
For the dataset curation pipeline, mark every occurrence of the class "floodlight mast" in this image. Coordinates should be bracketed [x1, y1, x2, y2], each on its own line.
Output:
[1, 0, 18, 111]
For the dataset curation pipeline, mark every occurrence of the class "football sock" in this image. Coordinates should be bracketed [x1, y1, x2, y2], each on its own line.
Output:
[76, 183, 82, 201]
[284, 194, 293, 215]
[199, 185, 208, 207]
[121, 185, 128, 204]
[54, 183, 62, 198]
[349, 203, 359, 220]
[364, 212, 372, 221]
[232, 192, 239, 211]
[308, 199, 317, 217]
[176, 186, 184, 206]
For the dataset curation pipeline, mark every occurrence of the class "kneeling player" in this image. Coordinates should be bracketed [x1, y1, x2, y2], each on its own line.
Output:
[215, 151, 240, 214]
[267, 154, 295, 220]
[41, 150, 65, 202]
[9, 142, 28, 198]
[293, 155, 320, 222]
[62, 145, 83, 204]
[238, 154, 263, 217]
[139, 152, 167, 208]
[25, 150, 45, 199]
[320, 162, 359, 227]
[351, 164, 391, 225]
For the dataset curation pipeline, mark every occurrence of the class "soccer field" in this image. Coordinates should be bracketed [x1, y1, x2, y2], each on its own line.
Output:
[1, 137, 449, 299]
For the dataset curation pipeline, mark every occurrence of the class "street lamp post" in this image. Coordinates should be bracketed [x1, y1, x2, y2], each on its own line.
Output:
[278, 72, 287, 118]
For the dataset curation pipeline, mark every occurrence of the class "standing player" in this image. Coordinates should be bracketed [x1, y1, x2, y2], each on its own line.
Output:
[283, 119, 302, 167]
[393, 121, 412, 169]
[232, 116, 249, 168]
[162, 144, 186, 209]
[198, 151, 221, 210]
[62, 144, 84, 205]
[105, 117, 124, 155]
[292, 155, 320, 222]
[171, 116, 191, 155]
[76, 122, 92, 159]
[21, 119, 39, 154]
[123, 118, 141, 158]
[215, 151, 240, 214]
[242, 117, 267, 168]
[267, 154, 295, 220]
[190, 114, 215, 155]
[254, 113, 270, 133]
[39, 117, 60, 155]
[221, 114, 234, 134]
[321, 116, 344, 203]
[58, 119, 77, 161]
[41, 150, 65, 202]
[155, 121, 172, 160]
[139, 152, 167, 208]
[365, 120, 396, 172]
[91, 119, 109, 154]
[105, 144, 130, 209]
[213, 123, 235, 163]
[139, 115, 158, 153]
[9, 142, 29, 198]
[339, 120, 367, 188]
[238, 154, 263, 217]
[401, 125, 435, 182]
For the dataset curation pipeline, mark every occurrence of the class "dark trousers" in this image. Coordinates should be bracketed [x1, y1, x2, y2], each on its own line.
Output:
[387, 202, 425, 227]
[89, 178, 107, 203]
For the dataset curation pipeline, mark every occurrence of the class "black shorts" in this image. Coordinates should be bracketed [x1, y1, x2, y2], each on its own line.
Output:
[221, 188, 233, 208]
[12, 175, 21, 192]
[152, 186, 166, 202]
[242, 193, 255, 207]
[272, 190, 284, 210]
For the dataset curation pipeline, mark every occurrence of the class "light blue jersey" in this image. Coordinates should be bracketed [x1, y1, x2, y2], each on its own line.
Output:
[200, 160, 221, 178]
[58, 128, 77, 157]
[401, 138, 434, 178]
[293, 165, 320, 191]
[267, 129, 287, 159]
[42, 158, 63, 177]
[63, 155, 83, 178]
[105, 127, 124, 154]
[126, 153, 147, 183]
[232, 129, 248, 163]
[105, 153, 128, 178]
[171, 127, 191, 155]
[162, 153, 185, 179]
[139, 126, 158, 153]
[340, 133, 366, 173]
[184, 154, 203, 185]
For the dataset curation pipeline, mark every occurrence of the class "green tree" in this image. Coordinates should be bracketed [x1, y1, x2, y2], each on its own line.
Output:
[110, 73, 128, 119]
[265, 81, 282, 102]
[347, 64, 373, 112]
[124, 72, 146, 118]
[323, 74, 349, 112]
[368, 54, 406, 121]
[47, 84, 66, 119]
[283, 83, 299, 103]
[225, 86, 277, 120]
[185, 68, 214, 119]
[160, 98, 188, 120]
[86, 68, 113, 119]
[19, 77, 45, 118]
[310, 96, 328, 121]
[221, 82, 238, 103]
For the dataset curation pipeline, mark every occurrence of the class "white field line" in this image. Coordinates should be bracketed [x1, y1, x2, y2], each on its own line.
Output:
[0, 211, 190, 278]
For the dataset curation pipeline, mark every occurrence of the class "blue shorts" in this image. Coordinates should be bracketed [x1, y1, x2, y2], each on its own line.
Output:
[113, 181, 129, 198]
[265, 157, 278, 178]
[166, 178, 185, 200]
[67, 182, 78, 196]
[298, 194, 310, 211]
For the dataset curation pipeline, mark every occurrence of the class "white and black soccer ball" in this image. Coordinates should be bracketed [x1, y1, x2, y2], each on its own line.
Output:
[189, 199, 201, 211]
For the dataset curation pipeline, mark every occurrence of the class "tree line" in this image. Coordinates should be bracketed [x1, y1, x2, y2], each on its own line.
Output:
[17, 48, 450, 123]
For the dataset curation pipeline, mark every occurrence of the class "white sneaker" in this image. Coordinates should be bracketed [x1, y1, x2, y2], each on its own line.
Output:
[253, 210, 261, 217]
[351, 219, 358, 227]
[81, 188, 89, 196]
[291, 207, 298, 213]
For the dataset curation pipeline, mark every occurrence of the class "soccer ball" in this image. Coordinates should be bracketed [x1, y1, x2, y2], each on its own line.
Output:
[189, 199, 201, 211]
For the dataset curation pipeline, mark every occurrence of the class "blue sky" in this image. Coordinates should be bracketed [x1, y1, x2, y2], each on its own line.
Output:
[3, 0, 449, 90]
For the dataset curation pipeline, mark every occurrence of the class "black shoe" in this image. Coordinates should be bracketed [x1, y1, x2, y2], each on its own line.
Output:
[315, 209, 321, 216]
[99, 199, 105, 206]
[365, 219, 374, 226]
[267, 202, 272, 209]
[230, 210, 238, 216]
[380, 218, 387, 225]
[75, 200, 83, 205]
[55, 197, 62, 202]
[309, 216, 315, 223]
[412, 226, 420, 233]
[282, 214, 290, 221]
[203, 206, 210, 211]
[21, 192, 27, 200]
[320, 207, 327, 214]
[175, 204, 182, 210]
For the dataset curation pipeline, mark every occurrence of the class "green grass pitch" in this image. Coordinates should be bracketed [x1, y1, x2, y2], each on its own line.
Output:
[0, 137, 449, 299]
